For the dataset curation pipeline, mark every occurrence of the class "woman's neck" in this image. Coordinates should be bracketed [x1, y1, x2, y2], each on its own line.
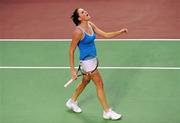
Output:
[79, 21, 93, 35]
[79, 21, 89, 29]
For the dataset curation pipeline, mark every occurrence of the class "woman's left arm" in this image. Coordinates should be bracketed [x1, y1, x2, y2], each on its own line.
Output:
[89, 22, 128, 38]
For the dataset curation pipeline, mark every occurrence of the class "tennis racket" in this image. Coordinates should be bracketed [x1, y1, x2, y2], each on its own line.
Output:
[64, 57, 98, 88]
[64, 65, 83, 88]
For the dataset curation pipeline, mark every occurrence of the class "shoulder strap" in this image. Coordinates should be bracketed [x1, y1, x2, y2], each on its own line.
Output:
[77, 26, 85, 33]
[88, 22, 95, 34]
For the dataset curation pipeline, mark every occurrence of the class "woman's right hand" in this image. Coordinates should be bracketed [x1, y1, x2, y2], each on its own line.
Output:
[71, 69, 77, 80]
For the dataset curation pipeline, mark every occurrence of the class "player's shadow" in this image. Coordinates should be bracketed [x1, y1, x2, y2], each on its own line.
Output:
[78, 82, 96, 106]
[75, 69, 139, 110]
[66, 110, 111, 123]
[104, 69, 139, 108]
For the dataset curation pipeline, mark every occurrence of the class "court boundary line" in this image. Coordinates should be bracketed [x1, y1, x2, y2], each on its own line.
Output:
[1, 39, 179, 70]
[0, 66, 180, 70]
[0, 39, 180, 41]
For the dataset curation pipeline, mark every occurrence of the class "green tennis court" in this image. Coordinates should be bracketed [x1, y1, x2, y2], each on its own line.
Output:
[1, 40, 180, 123]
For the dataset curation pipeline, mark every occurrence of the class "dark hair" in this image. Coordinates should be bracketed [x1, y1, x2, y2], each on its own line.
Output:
[71, 8, 81, 26]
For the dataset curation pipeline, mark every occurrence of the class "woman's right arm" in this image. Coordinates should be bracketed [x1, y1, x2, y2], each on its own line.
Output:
[69, 28, 82, 80]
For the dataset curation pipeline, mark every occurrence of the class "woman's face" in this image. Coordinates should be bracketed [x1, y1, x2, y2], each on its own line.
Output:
[78, 8, 91, 22]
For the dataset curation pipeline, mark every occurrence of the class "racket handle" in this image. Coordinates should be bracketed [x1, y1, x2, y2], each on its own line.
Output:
[64, 79, 74, 88]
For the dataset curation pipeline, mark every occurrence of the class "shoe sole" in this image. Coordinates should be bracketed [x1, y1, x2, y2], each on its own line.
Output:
[66, 103, 82, 113]
[103, 115, 122, 120]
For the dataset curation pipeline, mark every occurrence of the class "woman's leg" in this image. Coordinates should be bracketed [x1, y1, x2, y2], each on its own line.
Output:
[91, 69, 122, 120]
[71, 74, 91, 101]
[91, 70, 110, 112]
[66, 74, 91, 113]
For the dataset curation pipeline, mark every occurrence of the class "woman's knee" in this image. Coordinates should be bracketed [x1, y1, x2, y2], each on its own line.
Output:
[82, 75, 91, 85]
[82, 80, 90, 86]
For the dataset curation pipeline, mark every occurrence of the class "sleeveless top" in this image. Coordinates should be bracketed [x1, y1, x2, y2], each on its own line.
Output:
[77, 23, 97, 60]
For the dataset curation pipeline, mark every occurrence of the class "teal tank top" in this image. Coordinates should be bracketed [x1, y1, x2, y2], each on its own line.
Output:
[77, 24, 96, 60]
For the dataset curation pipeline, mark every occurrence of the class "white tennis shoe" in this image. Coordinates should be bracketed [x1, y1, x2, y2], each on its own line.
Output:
[66, 99, 82, 113]
[103, 108, 122, 120]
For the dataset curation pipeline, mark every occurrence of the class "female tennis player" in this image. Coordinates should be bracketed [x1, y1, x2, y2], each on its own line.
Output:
[66, 8, 128, 120]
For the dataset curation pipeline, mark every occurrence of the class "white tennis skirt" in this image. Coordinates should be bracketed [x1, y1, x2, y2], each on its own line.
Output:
[80, 57, 98, 73]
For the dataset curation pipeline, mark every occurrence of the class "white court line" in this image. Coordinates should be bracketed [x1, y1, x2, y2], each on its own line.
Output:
[0, 39, 179, 70]
[0, 66, 180, 70]
[0, 39, 180, 41]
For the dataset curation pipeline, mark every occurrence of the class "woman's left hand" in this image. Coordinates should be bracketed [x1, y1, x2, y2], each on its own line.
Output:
[120, 28, 128, 33]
